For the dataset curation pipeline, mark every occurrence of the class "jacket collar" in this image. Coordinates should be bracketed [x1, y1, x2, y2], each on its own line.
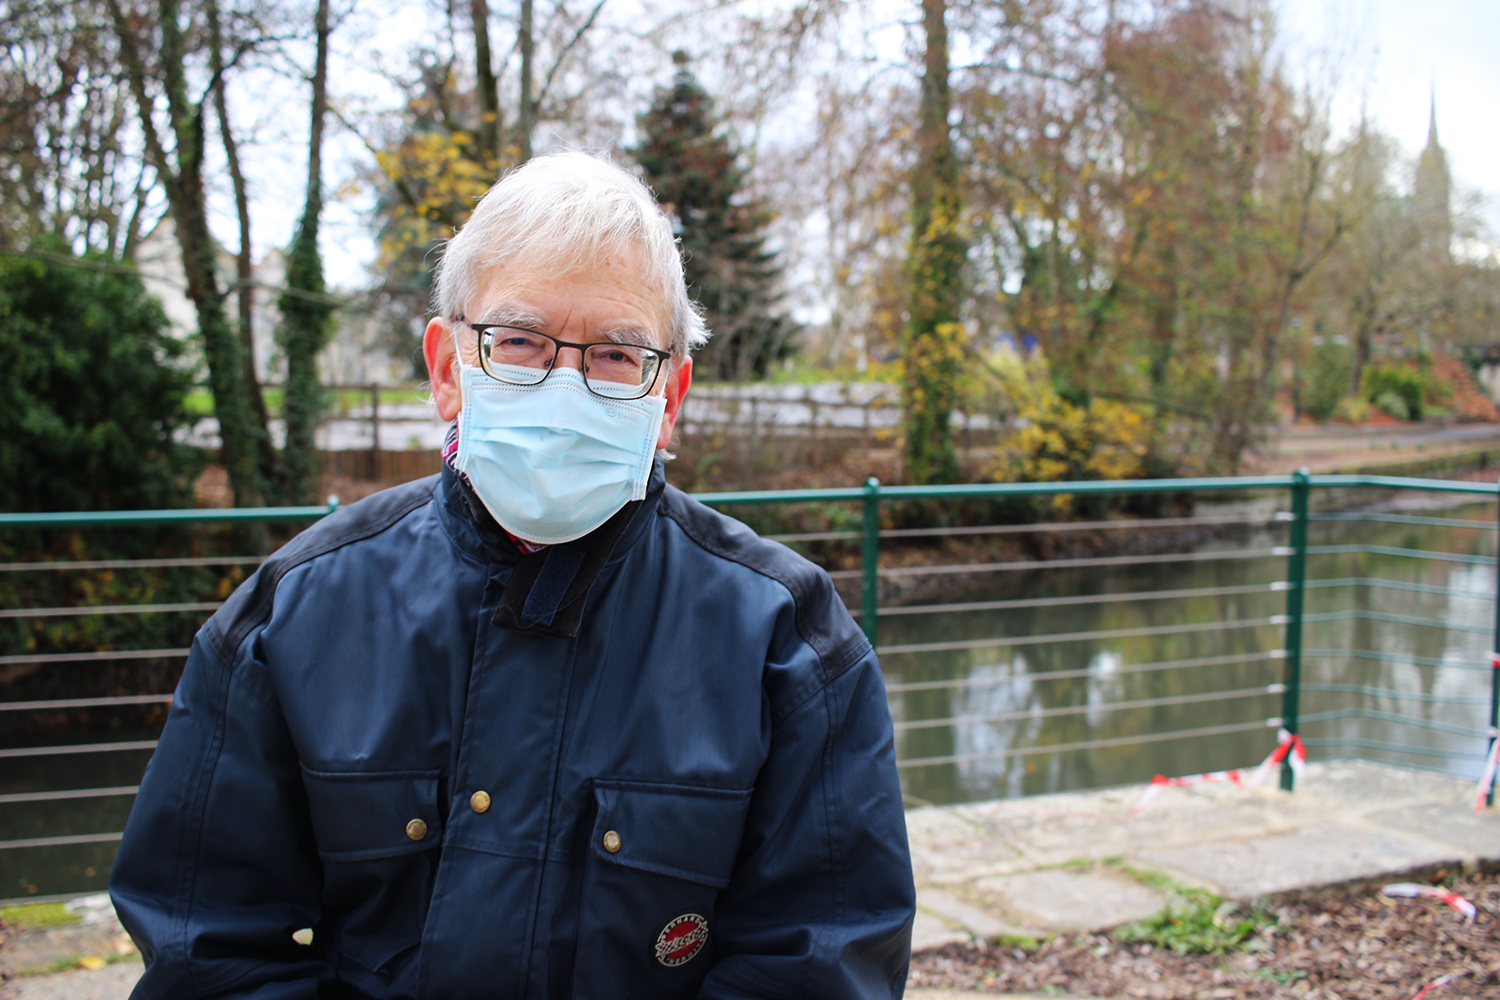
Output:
[436, 458, 667, 638]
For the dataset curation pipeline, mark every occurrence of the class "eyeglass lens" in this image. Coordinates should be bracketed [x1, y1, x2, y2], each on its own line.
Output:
[478, 328, 663, 396]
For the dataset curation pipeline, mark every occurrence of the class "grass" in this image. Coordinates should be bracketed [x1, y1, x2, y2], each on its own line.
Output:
[1108, 863, 1277, 956]
[16, 952, 140, 977]
[0, 902, 79, 929]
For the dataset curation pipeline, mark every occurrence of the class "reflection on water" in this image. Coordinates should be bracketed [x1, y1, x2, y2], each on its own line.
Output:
[952, 656, 1039, 800]
[886, 497, 1497, 807]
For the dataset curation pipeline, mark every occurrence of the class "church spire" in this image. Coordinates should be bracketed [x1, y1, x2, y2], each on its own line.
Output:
[1415, 84, 1451, 263]
[1426, 85, 1439, 151]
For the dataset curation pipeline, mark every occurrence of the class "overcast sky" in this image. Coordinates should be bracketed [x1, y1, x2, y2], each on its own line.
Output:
[1275, 0, 1499, 234]
[295, 0, 1500, 288]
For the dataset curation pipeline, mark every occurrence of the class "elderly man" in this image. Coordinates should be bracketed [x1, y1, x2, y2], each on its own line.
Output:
[110, 152, 915, 999]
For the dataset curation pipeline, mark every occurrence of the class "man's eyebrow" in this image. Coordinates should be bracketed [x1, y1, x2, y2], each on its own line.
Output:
[472, 305, 547, 329]
[598, 325, 659, 349]
[470, 309, 659, 349]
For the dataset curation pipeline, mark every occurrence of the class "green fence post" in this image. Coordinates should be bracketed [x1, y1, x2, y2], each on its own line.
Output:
[1280, 468, 1310, 792]
[861, 477, 881, 647]
[1490, 477, 1499, 806]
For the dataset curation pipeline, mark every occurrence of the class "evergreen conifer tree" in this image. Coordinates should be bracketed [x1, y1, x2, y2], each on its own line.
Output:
[634, 52, 796, 381]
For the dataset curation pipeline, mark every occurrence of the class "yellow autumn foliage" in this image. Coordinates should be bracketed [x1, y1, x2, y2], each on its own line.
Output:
[374, 129, 501, 272]
[986, 347, 1150, 490]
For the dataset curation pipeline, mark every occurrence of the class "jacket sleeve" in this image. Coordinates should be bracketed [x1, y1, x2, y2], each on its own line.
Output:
[110, 627, 333, 999]
[698, 646, 916, 1000]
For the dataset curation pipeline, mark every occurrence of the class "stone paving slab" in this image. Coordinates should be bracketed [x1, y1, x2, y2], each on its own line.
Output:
[3, 962, 141, 1000]
[907, 759, 1498, 947]
[1137, 824, 1463, 898]
[970, 868, 1165, 933]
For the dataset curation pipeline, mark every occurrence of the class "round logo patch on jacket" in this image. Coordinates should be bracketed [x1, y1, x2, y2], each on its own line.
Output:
[654, 913, 709, 967]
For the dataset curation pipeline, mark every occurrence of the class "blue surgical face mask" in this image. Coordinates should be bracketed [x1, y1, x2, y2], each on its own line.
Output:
[453, 365, 667, 545]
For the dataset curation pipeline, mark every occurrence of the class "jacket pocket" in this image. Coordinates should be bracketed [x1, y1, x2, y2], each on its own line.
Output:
[299, 766, 445, 862]
[299, 766, 444, 983]
[572, 780, 753, 1000]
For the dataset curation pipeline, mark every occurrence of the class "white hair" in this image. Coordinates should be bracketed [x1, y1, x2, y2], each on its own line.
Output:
[432, 150, 708, 359]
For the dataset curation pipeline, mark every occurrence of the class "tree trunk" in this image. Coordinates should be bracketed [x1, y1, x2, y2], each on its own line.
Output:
[518, 0, 534, 161]
[206, 0, 276, 490]
[277, 0, 335, 503]
[901, 0, 964, 485]
[471, 0, 500, 161]
[108, 0, 267, 506]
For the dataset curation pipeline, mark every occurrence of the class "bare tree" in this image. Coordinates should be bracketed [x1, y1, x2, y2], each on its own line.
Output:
[106, 0, 269, 505]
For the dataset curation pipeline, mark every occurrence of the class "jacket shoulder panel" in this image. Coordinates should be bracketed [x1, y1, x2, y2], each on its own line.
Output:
[204, 476, 440, 663]
[656, 485, 870, 684]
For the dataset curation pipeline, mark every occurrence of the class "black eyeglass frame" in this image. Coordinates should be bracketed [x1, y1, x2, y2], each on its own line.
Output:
[461, 320, 675, 400]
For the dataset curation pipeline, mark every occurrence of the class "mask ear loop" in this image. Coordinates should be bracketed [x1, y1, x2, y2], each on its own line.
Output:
[450, 316, 480, 385]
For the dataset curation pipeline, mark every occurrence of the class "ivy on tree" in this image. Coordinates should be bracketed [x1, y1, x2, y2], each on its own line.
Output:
[634, 52, 797, 382]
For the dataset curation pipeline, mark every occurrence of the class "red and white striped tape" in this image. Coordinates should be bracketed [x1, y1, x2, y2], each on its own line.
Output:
[1246, 728, 1306, 789]
[1134, 729, 1305, 813]
[1134, 769, 1243, 813]
[1477, 728, 1500, 814]
[1382, 882, 1478, 923]
[1411, 973, 1457, 1000]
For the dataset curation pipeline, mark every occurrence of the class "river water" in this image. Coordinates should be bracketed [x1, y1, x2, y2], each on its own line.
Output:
[2, 490, 1495, 899]
[881, 492, 1497, 807]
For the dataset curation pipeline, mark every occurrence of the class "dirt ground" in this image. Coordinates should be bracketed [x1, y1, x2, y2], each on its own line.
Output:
[907, 869, 1500, 999]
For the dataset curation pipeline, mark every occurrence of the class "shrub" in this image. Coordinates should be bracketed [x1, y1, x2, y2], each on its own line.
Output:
[1332, 397, 1370, 423]
[1372, 389, 1410, 421]
[0, 245, 200, 512]
[1301, 341, 1353, 421]
[986, 347, 1151, 488]
[1360, 363, 1426, 421]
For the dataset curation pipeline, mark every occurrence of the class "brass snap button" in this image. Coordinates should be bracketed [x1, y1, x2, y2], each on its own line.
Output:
[406, 818, 428, 841]
[602, 830, 622, 854]
[470, 790, 492, 814]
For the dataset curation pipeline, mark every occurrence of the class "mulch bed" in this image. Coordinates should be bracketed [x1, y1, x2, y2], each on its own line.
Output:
[908, 869, 1500, 999]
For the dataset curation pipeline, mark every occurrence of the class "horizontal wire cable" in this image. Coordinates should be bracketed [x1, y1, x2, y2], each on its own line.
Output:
[1301, 609, 1493, 634]
[1299, 737, 1486, 761]
[893, 684, 1280, 731]
[829, 547, 1283, 581]
[1306, 544, 1496, 565]
[1303, 577, 1496, 600]
[0, 739, 158, 759]
[1303, 647, 1493, 671]
[0, 648, 188, 667]
[885, 651, 1278, 693]
[0, 556, 265, 573]
[1296, 707, 1489, 738]
[1300, 683, 1489, 705]
[877, 616, 1275, 656]
[1308, 511, 1496, 529]
[768, 512, 1280, 544]
[0, 832, 124, 851]
[896, 718, 1274, 769]
[870, 583, 1285, 618]
[0, 694, 172, 713]
[0, 602, 221, 620]
[0, 786, 138, 804]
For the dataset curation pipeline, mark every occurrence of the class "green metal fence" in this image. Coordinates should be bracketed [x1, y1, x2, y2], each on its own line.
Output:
[701, 471, 1498, 802]
[1, 471, 1496, 903]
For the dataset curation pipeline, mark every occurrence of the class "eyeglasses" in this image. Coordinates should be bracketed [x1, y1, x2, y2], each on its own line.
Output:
[464, 322, 674, 400]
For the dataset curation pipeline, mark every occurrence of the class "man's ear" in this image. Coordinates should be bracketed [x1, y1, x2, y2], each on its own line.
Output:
[424, 317, 463, 422]
[657, 355, 693, 451]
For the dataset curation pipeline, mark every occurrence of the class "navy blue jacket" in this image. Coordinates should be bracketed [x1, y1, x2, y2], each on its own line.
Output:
[111, 463, 914, 999]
